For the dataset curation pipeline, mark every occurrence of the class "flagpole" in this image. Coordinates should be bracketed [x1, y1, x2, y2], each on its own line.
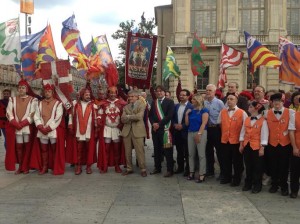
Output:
[18, 15, 23, 74]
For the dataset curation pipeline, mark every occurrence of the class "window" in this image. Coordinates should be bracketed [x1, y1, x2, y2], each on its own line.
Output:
[239, 0, 265, 35]
[287, 0, 300, 35]
[191, 0, 217, 36]
[197, 66, 209, 90]
[246, 67, 260, 90]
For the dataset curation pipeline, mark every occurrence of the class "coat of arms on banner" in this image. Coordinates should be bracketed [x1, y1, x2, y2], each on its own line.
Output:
[125, 32, 157, 89]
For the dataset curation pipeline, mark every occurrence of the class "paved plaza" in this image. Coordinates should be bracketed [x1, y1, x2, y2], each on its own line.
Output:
[0, 136, 300, 224]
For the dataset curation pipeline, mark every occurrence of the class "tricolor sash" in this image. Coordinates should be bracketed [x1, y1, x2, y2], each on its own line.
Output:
[154, 99, 172, 148]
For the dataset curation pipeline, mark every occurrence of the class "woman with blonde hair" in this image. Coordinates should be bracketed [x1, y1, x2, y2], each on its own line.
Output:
[185, 93, 209, 183]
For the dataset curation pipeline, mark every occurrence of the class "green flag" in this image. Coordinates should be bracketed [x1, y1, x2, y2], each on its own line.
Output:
[163, 47, 181, 81]
[0, 18, 21, 65]
[191, 33, 206, 76]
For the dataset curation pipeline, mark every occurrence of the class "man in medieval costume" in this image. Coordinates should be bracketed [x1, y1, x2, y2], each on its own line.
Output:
[97, 86, 126, 173]
[32, 84, 65, 175]
[5, 78, 38, 174]
[69, 87, 97, 175]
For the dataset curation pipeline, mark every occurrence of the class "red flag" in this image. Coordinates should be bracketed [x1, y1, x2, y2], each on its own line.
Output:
[217, 43, 244, 88]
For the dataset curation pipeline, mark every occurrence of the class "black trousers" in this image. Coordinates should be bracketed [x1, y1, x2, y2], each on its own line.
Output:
[206, 126, 222, 175]
[290, 155, 300, 193]
[152, 130, 174, 172]
[174, 132, 188, 172]
[263, 145, 271, 176]
[221, 142, 244, 182]
[267, 144, 291, 190]
[243, 144, 263, 188]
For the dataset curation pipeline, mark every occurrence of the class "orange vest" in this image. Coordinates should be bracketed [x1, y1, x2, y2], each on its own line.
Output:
[295, 112, 300, 149]
[221, 108, 244, 144]
[267, 109, 290, 147]
[243, 117, 264, 150]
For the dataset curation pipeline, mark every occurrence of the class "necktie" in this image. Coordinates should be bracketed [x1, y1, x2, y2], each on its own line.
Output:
[274, 111, 282, 115]
[251, 117, 257, 120]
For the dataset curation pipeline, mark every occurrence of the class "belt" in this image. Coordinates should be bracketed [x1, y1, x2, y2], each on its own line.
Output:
[207, 124, 219, 128]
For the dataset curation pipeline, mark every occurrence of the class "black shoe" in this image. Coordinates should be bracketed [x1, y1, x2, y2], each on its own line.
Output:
[150, 169, 161, 175]
[242, 185, 252, 191]
[174, 169, 183, 174]
[269, 185, 278, 193]
[281, 189, 289, 196]
[206, 172, 215, 178]
[183, 170, 189, 177]
[220, 179, 231, 184]
[164, 171, 173, 178]
[230, 180, 241, 187]
[290, 192, 298, 199]
[195, 175, 206, 183]
[252, 186, 262, 194]
[187, 173, 195, 180]
[151, 153, 155, 158]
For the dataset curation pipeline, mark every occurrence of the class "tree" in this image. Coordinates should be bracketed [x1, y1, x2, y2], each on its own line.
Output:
[111, 14, 156, 88]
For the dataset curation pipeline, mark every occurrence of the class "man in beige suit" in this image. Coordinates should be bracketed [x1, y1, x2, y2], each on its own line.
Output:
[121, 90, 147, 177]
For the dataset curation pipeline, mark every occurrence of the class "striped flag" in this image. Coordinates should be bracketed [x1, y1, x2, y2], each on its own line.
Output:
[61, 14, 88, 72]
[218, 43, 244, 88]
[244, 31, 281, 74]
[279, 36, 300, 88]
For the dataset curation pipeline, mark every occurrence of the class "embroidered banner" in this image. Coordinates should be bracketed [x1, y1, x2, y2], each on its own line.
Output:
[125, 32, 157, 89]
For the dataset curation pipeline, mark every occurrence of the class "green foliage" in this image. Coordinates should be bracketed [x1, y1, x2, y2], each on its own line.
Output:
[111, 15, 157, 87]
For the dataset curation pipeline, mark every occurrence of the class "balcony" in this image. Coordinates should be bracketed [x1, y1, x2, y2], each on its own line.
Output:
[287, 35, 300, 45]
[240, 34, 269, 43]
[187, 36, 221, 46]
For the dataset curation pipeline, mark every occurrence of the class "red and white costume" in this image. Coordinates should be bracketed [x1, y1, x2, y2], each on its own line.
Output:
[5, 80, 38, 174]
[69, 91, 98, 175]
[97, 94, 126, 173]
[31, 92, 65, 175]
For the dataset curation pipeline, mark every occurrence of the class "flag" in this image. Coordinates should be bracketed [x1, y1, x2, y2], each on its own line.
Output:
[125, 32, 157, 89]
[218, 43, 244, 88]
[191, 33, 206, 76]
[61, 14, 88, 72]
[163, 47, 181, 81]
[0, 18, 21, 65]
[15, 27, 45, 80]
[35, 24, 57, 79]
[279, 36, 300, 88]
[244, 31, 281, 74]
[36, 24, 57, 64]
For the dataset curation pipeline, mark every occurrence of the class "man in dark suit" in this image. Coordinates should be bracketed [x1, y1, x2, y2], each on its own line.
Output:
[172, 89, 193, 176]
[149, 85, 175, 177]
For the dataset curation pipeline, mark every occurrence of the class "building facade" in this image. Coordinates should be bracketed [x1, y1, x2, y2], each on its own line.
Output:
[155, 0, 300, 95]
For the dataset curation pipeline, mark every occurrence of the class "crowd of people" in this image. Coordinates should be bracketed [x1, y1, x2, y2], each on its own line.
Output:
[1, 79, 300, 200]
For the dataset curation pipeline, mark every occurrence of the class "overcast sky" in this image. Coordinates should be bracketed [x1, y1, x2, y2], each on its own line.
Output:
[1, 0, 171, 60]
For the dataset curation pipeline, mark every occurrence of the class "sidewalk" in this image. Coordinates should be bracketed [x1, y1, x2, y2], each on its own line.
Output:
[0, 135, 299, 224]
